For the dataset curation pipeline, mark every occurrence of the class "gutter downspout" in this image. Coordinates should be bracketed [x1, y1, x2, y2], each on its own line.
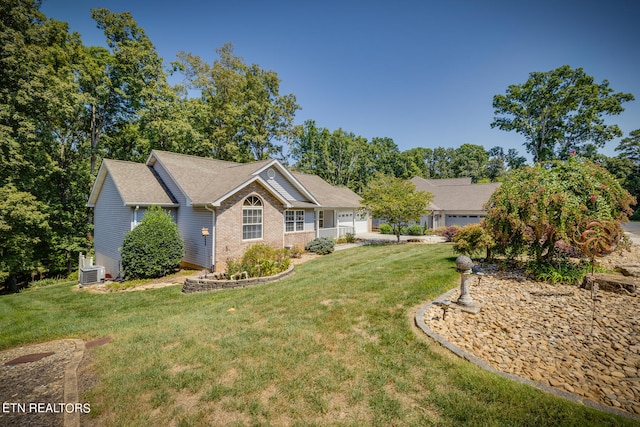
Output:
[205, 204, 216, 272]
[133, 205, 140, 230]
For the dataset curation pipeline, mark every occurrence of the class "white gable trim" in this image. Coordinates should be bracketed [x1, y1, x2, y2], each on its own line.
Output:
[211, 176, 292, 208]
[87, 161, 126, 207]
[252, 160, 320, 206]
[146, 151, 194, 206]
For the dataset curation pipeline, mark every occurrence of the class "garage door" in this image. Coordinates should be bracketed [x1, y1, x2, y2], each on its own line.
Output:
[445, 215, 481, 227]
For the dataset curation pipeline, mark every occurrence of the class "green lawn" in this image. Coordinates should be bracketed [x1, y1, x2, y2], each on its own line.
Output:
[1, 244, 634, 426]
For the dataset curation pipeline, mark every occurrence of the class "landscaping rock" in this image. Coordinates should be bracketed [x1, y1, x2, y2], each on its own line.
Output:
[582, 273, 637, 295]
[424, 259, 640, 419]
[616, 264, 640, 278]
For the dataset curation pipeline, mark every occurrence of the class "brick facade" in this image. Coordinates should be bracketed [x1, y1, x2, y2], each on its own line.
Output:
[284, 231, 315, 249]
[215, 182, 285, 272]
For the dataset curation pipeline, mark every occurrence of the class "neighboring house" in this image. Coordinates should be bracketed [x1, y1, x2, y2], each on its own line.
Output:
[410, 177, 501, 228]
[87, 150, 369, 275]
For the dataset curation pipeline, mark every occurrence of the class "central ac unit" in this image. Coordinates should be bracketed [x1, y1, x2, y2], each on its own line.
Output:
[79, 266, 106, 285]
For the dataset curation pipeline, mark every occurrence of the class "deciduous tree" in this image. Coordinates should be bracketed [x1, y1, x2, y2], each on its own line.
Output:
[360, 174, 433, 242]
[176, 43, 299, 162]
[492, 65, 634, 162]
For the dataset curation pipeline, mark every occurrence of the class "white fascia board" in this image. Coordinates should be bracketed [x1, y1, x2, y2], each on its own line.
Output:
[87, 161, 108, 207]
[146, 150, 191, 206]
[87, 160, 128, 208]
[212, 176, 293, 208]
[124, 202, 180, 208]
[252, 159, 320, 206]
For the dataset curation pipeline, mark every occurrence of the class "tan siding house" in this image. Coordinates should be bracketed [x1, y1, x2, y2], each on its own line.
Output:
[410, 177, 501, 228]
[88, 151, 367, 275]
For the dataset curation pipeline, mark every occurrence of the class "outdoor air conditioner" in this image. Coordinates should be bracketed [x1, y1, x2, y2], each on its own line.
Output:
[79, 266, 106, 285]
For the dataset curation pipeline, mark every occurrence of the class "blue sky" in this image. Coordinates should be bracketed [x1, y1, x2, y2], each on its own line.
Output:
[41, 0, 639, 159]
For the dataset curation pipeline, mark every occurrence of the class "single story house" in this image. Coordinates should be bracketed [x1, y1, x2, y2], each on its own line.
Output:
[87, 150, 369, 275]
[410, 177, 501, 228]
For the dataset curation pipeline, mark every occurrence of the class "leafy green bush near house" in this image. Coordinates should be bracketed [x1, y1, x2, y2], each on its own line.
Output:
[379, 223, 393, 234]
[226, 244, 290, 278]
[405, 224, 425, 236]
[121, 206, 184, 279]
[304, 237, 334, 255]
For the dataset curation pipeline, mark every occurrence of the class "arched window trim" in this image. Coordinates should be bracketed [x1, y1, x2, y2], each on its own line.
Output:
[242, 195, 263, 240]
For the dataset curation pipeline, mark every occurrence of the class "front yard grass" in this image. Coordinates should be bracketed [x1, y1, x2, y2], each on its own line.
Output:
[0, 244, 633, 426]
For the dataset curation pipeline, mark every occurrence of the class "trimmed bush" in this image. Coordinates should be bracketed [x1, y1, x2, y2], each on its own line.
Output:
[405, 224, 424, 236]
[121, 206, 184, 279]
[452, 223, 494, 259]
[378, 223, 393, 234]
[227, 244, 290, 278]
[305, 237, 334, 255]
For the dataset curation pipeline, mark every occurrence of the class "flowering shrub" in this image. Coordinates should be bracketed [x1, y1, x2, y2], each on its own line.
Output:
[484, 157, 635, 264]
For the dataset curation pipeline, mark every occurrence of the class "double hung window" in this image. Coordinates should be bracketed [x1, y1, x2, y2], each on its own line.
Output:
[242, 196, 262, 240]
[285, 210, 305, 232]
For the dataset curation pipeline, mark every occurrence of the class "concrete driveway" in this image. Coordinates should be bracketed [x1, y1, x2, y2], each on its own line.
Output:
[623, 222, 640, 245]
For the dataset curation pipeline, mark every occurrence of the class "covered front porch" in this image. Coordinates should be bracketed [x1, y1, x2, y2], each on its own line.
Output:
[314, 208, 368, 239]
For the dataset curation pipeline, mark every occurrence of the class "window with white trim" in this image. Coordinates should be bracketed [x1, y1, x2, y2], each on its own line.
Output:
[285, 210, 305, 232]
[242, 196, 263, 240]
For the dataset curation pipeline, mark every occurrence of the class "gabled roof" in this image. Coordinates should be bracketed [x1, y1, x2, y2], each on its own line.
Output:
[87, 159, 178, 207]
[89, 151, 359, 210]
[411, 176, 500, 212]
[147, 151, 281, 206]
[292, 172, 361, 208]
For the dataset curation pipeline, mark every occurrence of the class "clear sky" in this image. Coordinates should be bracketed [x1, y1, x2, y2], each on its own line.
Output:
[41, 0, 640, 159]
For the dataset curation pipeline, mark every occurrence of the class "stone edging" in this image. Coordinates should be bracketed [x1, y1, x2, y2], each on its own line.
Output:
[182, 265, 295, 294]
[414, 289, 640, 422]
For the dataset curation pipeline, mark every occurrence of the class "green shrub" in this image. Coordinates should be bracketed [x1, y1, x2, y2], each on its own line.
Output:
[227, 244, 290, 278]
[336, 233, 357, 244]
[305, 237, 334, 255]
[287, 245, 304, 259]
[405, 224, 424, 236]
[452, 223, 494, 259]
[525, 259, 592, 285]
[121, 206, 184, 279]
[378, 223, 393, 234]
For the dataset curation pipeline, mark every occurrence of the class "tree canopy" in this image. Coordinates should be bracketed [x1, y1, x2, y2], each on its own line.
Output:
[175, 43, 300, 162]
[492, 65, 634, 163]
[360, 174, 433, 242]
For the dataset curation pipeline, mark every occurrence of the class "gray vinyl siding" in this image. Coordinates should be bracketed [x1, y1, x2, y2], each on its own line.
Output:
[93, 174, 132, 275]
[152, 162, 212, 269]
[180, 207, 213, 269]
[259, 168, 308, 202]
[304, 210, 315, 232]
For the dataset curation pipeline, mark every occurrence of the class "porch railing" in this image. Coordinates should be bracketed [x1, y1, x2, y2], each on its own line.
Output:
[318, 226, 355, 239]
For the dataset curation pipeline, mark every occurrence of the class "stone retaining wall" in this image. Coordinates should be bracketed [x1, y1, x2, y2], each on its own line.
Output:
[182, 266, 294, 294]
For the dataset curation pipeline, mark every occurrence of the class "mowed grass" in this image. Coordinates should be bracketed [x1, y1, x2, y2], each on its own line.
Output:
[0, 244, 633, 426]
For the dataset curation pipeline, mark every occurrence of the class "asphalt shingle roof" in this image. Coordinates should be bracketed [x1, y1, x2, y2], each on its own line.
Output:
[99, 159, 177, 206]
[411, 176, 500, 212]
